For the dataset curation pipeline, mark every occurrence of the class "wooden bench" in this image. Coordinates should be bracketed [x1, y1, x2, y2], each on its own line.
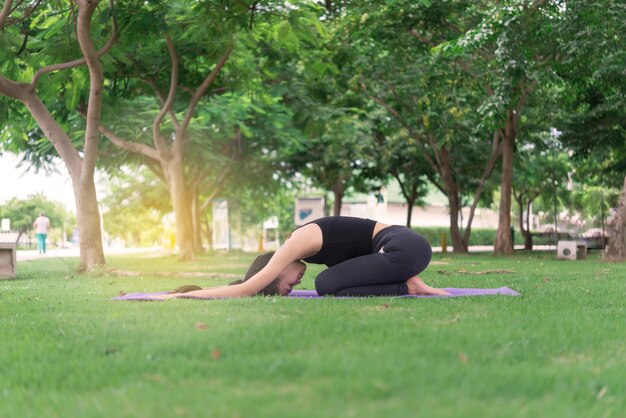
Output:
[0, 231, 18, 278]
[0, 242, 17, 278]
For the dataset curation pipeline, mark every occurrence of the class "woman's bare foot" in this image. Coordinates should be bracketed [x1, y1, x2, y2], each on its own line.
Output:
[406, 276, 451, 296]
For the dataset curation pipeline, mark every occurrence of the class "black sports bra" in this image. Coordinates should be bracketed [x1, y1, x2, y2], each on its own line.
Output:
[302, 216, 376, 267]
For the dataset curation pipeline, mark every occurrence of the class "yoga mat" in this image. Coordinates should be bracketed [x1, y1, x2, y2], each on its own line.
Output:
[112, 287, 520, 301]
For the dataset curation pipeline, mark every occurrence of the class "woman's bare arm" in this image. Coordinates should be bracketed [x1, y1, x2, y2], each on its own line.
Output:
[157, 223, 322, 299]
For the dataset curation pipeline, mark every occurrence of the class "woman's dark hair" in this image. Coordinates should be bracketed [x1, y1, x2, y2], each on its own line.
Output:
[229, 251, 280, 296]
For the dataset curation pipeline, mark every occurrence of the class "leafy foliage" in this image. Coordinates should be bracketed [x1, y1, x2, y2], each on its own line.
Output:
[0, 193, 75, 240]
[2, 0, 626, 258]
[99, 167, 170, 246]
[556, 1, 626, 186]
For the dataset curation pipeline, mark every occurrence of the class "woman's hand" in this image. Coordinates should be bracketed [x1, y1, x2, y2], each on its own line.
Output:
[153, 284, 253, 299]
[152, 293, 181, 300]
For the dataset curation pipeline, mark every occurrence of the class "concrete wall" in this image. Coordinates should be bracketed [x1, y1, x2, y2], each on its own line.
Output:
[340, 202, 499, 229]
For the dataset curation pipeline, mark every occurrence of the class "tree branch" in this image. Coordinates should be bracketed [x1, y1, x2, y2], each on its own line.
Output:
[23, 91, 83, 178]
[425, 172, 445, 195]
[454, 57, 494, 96]
[153, 34, 178, 158]
[462, 130, 503, 243]
[0, 75, 27, 99]
[179, 44, 234, 152]
[75, 0, 109, 177]
[1, 0, 47, 30]
[410, 20, 495, 94]
[513, 78, 538, 126]
[144, 158, 166, 183]
[368, 94, 418, 138]
[139, 76, 181, 130]
[427, 134, 446, 174]
[199, 183, 224, 213]
[367, 93, 440, 173]
[30, 0, 117, 89]
[98, 123, 160, 162]
[199, 169, 231, 213]
[393, 172, 411, 203]
[0, 0, 13, 29]
[408, 29, 436, 47]
[189, 166, 202, 191]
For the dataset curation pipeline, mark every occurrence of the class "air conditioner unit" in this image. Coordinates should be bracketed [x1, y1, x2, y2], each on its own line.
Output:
[556, 241, 577, 260]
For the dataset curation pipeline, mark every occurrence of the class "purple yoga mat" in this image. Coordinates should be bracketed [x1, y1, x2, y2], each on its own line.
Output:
[112, 287, 521, 301]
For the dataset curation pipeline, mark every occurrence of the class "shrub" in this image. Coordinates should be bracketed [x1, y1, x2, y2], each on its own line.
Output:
[412, 227, 525, 247]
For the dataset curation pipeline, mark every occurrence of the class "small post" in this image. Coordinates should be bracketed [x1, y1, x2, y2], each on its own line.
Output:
[258, 233, 264, 253]
[440, 232, 447, 254]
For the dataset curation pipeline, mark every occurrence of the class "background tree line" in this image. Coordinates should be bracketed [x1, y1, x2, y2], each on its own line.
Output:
[1, 0, 625, 270]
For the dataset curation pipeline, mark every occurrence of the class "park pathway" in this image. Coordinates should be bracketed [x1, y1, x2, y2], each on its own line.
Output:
[17, 246, 163, 262]
[17, 245, 555, 262]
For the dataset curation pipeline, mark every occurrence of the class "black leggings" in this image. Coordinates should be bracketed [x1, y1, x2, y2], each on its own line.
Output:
[314, 226, 432, 296]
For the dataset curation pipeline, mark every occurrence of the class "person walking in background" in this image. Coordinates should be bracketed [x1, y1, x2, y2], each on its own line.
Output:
[33, 212, 50, 254]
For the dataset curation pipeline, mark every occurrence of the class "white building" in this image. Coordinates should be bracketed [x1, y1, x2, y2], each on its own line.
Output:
[339, 181, 499, 229]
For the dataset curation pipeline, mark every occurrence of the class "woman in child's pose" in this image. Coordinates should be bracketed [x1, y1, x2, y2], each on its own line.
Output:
[161, 216, 448, 299]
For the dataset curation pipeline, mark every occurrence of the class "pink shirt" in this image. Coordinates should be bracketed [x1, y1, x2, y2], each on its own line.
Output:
[34, 216, 50, 234]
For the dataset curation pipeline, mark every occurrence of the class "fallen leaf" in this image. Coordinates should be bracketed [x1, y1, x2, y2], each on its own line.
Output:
[211, 349, 221, 360]
[458, 353, 468, 364]
[596, 385, 608, 400]
[146, 374, 166, 383]
[118, 291, 127, 296]
[543, 278, 551, 282]
[195, 322, 208, 330]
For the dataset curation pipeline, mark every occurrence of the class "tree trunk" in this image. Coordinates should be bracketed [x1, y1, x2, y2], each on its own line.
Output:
[395, 175, 417, 228]
[204, 216, 213, 251]
[73, 175, 105, 270]
[494, 111, 515, 255]
[331, 179, 344, 216]
[447, 191, 468, 253]
[165, 161, 195, 261]
[438, 160, 467, 253]
[406, 196, 415, 228]
[605, 176, 626, 260]
[523, 227, 533, 250]
[190, 186, 203, 252]
[1, 1, 114, 271]
[21, 89, 106, 270]
[461, 135, 503, 248]
[516, 193, 533, 251]
[369, 98, 501, 255]
[98, 38, 232, 262]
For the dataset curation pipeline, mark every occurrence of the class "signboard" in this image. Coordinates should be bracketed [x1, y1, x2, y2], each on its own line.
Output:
[212, 199, 230, 250]
[294, 197, 325, 226]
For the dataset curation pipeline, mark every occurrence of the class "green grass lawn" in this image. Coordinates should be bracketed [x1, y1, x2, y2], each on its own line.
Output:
[1, 250, 624, 418]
